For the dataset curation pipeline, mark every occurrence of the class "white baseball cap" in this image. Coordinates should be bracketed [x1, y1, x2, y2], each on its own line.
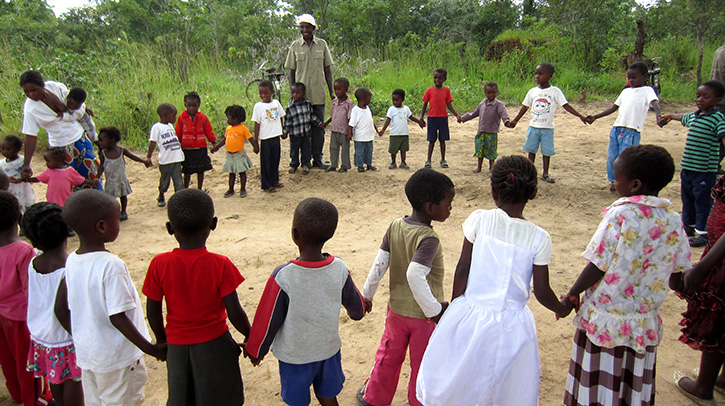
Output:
[296, 13, 317, 27]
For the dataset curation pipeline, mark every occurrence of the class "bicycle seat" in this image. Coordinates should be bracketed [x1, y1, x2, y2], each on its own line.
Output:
[649, 68, 660, 74]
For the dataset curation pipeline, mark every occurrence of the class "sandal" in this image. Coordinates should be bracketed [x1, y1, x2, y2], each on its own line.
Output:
[672, 373, 717, 406]
[272, 182, 284, 188]
[263, 187, 277, 193]
[239, 190, 247, 198]
[440, 160, 449, 168]
[541, 174, 556, 183]
[690, 234, 708, 248]
[223, 190, 235, 198]
[424, 161, 432, 169]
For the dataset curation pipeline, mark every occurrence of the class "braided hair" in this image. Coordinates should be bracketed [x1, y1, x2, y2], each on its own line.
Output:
[491, 155, 538, 204]
[21, 202, 68, 251]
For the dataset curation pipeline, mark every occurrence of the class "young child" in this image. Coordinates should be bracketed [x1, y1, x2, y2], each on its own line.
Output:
[62, 87, 98, 142]
[416, 155, 570, 405]
[284, 82, 322, 175]
[97, 126, 151, 221]
[458, 81, 511, 172]
[379, 89, 424, 169]
[22, 202, 83, 406]
[252, 80, 286, 193]
[349, 87, 379, 172]
[0, 135, 35, 212]
[420, 68, 459, 169]
[509, 63, 588, 183]
[661, 80, 725, 247]
[143, 189, 251, 404]
[18, 147, 98, 207]
[0, 192, 53, 406]
[175, 91, 216, 190]
[246, 197, 365, 406]
[147, 103, 184, 207]
[0, 170, 8, 191]
[586, 62, 663, 191]
[211, 105, 260, 198]
[322, 77, 354, 172]
[562, 145, 690, 406]
[55, 189, 166, 403]
[357, 169, 454, 406]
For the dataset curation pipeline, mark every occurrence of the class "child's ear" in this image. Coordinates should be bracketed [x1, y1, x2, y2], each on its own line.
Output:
[630, 179, 643, 194]
[165, 222, 175, 235]
[210, 217, 218, 231]
[291, 227, 301, 244]
[529, 187, 538, 200]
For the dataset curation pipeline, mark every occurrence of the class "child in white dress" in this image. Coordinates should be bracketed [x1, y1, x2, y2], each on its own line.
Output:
[416, 155, 571, 406]
[1, 135, 35, 212]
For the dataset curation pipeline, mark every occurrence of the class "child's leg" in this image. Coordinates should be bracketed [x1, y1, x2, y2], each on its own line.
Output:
[440, 140, 446, 161]
[400, 151, 407, 164]
[289, 136, 301, 169]
[183, 173, 191, 188]
[329, 132, 340, 169]
[364, 142, 374, 167]
[158, 165, 171, 197]
[692, 172, 717, 233]
[678, 352, 725, 399]
[196, 172, 204, 190]
[406, 316, 436, 406]
[354, 141, 364, 169]
[301, 134, 312, 168]
[316, 396, 339, 406]
[0, 317, 37, 405]
[528, 153, 536, 163]
[119, 196, 128, 215]
[543, 156, 551, 176]
[606, 127, 621, 182]
[239, 172, 247, 192]
[474, 158, 483, 172]
[341, 139, 351, 170]
[426, 117, 437, 163]
[427, 142, 435, 163]
[51, 380, 84, 406]
[227, 173, 236, 194]
[270, 136, 281, 186]
[390, 153, 397, 164]
[489, 158, 495, 170]
[439, 120, 450, 162]
[170, 163, 184, 193]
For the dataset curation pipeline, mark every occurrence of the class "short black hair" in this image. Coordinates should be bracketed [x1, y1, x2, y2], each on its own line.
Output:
[67, 87, 87, 103]
[538, 63, 555, 75]
[258, 80, 274, 91]
[355, 87, 371, 100]
[98, 126, 122, 142]
[617, 144, 674, 193]
[0, 191, 21, 231]
[44, 147, 67, 164]
[629, 62, 649, 76]
[0, 170, 8, 191]
[184, 91, 201, 104]
[434, 68, 447, 78]
[702, 80, 725, 99]
[392, 88, 405, 100]
[491, 155, 538, 204]
[19, 70, 44, 87]
[291, 82, 306, 94]
[62, 189, 119, 236]
[334, 77, 350, 89]
[167, 189, 214, 234]
[224, 105, 246, 122]
[405, 169, 454, 211]
[484, 81, 498, 90]
[2, 135, 23, 152]
[22, 202, 68, 251]
[293, 198, 338, 245]
[157, 103, 176, 117]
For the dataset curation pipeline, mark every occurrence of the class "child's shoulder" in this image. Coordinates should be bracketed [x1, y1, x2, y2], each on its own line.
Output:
[0, 239, 33, 254]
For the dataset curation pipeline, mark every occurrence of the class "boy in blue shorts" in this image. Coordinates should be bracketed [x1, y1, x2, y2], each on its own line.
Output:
[509, 63, 587, 183]
[420, 68, 459, 169]
[246, 198, 366, 406]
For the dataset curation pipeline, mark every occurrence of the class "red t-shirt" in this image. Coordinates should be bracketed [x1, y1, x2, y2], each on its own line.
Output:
[142, 248, 244, 345]
[422, 86, 453, 118]
[175, 111, 216, 149]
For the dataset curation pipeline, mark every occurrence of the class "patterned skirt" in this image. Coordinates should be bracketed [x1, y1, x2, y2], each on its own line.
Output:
[27, 340, 82, 385]
[62, 134, 102, 191]
[564, 329, 657, 406]
[474, 132, 498, 159]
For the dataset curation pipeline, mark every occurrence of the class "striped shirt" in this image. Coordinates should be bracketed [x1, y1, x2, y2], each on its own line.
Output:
[681, 109, 725, 172]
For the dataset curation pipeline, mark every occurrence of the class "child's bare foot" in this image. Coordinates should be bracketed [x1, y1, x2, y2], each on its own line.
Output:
[473, 168, 481, 173]
[609, 182, 616, 192]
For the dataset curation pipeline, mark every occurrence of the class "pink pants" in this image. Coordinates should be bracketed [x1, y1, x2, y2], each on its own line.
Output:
[361, 307, 435, 406]
[0, 316, 52, 406]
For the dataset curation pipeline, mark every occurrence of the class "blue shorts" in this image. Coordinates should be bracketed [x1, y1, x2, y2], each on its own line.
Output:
[523, 127, 556, 156]
[279, 351, 345, 406]
[426, 117, 450, 142]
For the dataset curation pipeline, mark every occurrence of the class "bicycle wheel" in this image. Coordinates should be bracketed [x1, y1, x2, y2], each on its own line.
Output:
[246, 79, 263, 101]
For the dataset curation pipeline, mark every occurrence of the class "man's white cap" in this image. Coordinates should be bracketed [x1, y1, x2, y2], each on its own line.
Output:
[296, 13, 317, 27]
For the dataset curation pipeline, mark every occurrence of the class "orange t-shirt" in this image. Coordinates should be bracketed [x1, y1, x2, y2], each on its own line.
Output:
[225, 124, 252, 153]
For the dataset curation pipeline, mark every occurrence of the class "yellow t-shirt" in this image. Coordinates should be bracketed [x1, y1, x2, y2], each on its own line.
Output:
[225, 124, 252, 153]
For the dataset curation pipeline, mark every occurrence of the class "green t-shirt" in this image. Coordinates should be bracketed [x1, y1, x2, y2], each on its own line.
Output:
[681, 110, 725, 173]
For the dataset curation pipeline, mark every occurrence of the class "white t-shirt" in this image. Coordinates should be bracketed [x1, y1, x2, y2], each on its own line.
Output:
[22, 81, 84, 147]
[251, 100, 285, 140]
[349, 105, 375, 142]
[612, 86, 658, 133]
[149, 122, 184, 165]
[522, 86, 568, 129]
[27, 260, 73, 348]
[387, 105, 413, 136]
[65, 251, 149, 373]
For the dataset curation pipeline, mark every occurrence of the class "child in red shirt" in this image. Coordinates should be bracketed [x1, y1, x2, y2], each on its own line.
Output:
[175, 91, 216, 190]
[420, 68, 460, 169]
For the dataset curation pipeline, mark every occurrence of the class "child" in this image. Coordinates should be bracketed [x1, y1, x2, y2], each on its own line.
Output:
[322, 77, 354, 172]
[62, 87, 98, 142]
[348, 87, 379, 172]
[509, 63, 588, 183]
[22, 202, 83, 405]
[458, 81, 511, 172]
[19, 147, 98, 206]
[246, 197, 365, 406]
[147, 103, 184, 207]
[55, 189, 166, 403]
[0, 192, 53, 406]
[97, 126, 151, 221]
[661, 80, 725, 247]
[420, 68, 459, 169]
[175, 91, 216, 190]
[0, 170, 8, 191]
[252, 80, 286, 193]
[562, 145, 690, 406]
[0, 135, 35, 212]
[143, 189, 251, 404]
[211, 105, 260, 198]
[284, 82, 322, 175]
[379, 89, 424, 169]
[416, 155, 570, 405]
[357, 169, 454, 406]
[586, 62, 663, 191]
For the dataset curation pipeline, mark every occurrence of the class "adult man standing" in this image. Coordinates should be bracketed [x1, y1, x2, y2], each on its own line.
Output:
[285, 13, 334, 169]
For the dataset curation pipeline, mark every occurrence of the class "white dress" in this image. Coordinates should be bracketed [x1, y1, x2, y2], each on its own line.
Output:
[0, 156, 35, 212]
[417, 209, 551, 406]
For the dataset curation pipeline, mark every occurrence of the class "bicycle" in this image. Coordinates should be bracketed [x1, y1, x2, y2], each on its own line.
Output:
[648, 57, 661, 96]
[246, 61, 286, 102]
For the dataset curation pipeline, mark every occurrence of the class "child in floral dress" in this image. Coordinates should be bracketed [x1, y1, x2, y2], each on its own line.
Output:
[562, 145, 691, 406]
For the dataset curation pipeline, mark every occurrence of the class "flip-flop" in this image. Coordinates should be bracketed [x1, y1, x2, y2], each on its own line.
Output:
[672, 372, 717, 406]
[541, 174, 556, 183]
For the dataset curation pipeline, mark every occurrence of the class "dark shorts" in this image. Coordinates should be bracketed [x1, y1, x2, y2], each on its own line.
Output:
[389, 135, 410, 154]
[426, 117, 450, 142]
[182, 147, 213, 174]
[279, 351, 344, 406]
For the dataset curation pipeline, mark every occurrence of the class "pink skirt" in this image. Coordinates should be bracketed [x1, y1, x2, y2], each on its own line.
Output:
[27, 340, 82, 384]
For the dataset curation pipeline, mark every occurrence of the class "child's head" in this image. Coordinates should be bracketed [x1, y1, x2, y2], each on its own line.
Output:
[157, 103, 177, 124]
[697, 80, 725, 112]
[627, 63, 648, 88]
[166, 189, 216, 239]
[66, 87, 87, 111]
[62, 189, 121, 243]
[333, 78, 350, 99]
[433, 68, 447, 87]
[0, 170, 8, 191]
[292, 198, 338, 247]
[484, 81, 499, 101]
[2, 135, 23, 160]
[290, 82, 306, 102]
[613, 144, 674, 197]
[392, 89, 405, 108]
[98, 126, 121, 151]
[0, 191, 21, 232]
[405, 169, 455, 222]
[535, 63, 555, 85]
[490, 155, 538, 205]
[183, 91, 201, 115]
[21, 202, 68, 251]
[43, 147, 67, 169]
[19, 70, 45, 101]
[258, 81, 274, 103]
[225, 105, 246, 126]
[355, 87, 372, 107]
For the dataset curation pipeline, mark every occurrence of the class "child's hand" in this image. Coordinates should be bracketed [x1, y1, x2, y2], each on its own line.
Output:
[347, 135, 353, 141]
[506, 120, 517, 129]
[281, 133, 288, 140]
[253, 146, 260, 154]
[579, 116, 589, 125]
[457, 116, 462, 123]
[318, 123, 326, 128]
[85, 107, 95, 117]
[364, 299, 373, 313]
[210, 146, 217, 154]
[418, 121, 425, 129]
[585, 115, 596, 124]
[430, 301, 449, 324]
[8, 176, 21, 184]
[144, 160, 153, 168]
[657, 116, 671, 128]
[150, 342, 167, 362]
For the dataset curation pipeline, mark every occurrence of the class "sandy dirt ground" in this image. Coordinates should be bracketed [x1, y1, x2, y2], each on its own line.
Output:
[1, 100, 719, 406]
